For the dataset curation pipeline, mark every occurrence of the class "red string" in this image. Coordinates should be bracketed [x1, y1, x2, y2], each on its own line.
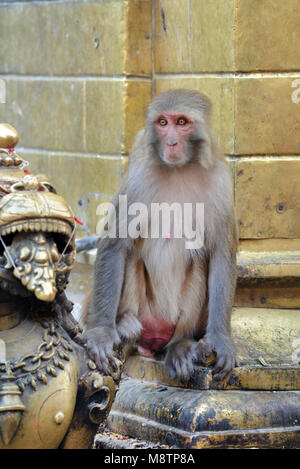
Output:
[74, 217, 84, 226]
[24, 169, 31, 175]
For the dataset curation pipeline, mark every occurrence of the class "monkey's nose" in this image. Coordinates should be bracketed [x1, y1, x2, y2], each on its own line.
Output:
[167, 141, 178, 147]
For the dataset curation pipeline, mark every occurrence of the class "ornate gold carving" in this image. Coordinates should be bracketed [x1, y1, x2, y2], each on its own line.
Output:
[0, 318, 73, 395]
[4, 232, 59, 302]
[0, 362, 25, 445]
[0, 125, 76, 301]
[0, 123, 122, 448]
[81, 371, 117, 425]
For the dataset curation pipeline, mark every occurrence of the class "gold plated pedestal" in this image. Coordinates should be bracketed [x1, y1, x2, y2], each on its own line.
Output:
[106, 307, 300, 448]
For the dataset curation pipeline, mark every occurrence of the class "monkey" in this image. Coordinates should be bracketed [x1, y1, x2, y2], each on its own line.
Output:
[84, 89, 238, 383]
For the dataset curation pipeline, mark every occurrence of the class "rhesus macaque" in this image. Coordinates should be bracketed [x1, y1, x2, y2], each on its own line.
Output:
[84, 89, 238, 382]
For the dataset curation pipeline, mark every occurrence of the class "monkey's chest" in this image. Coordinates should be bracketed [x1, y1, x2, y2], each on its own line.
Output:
[139, 237, 188, 320]
[135, 238, 189, 357]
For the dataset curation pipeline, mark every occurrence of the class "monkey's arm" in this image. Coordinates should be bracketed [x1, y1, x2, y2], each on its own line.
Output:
[84, 239, 126, 374]
[204, 223, 238, 381]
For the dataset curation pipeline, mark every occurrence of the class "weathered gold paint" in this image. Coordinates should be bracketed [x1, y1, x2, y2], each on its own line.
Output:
[154, 0, 191, 73]
[123, 81, 152, 153]
[191, 0, 235, 72]
[235, 157, 300, 239]
[107, 379, 300, 449]
[235, 79, 300, 155]
[239, 239, 300, 252]
[235, 0, 300, 71]
[237, 251, 300, 285]
[124, 0, 152, 77]
[0, 79, 84, 153]
[106, 307, 300, 448]
[234, 286, 300, 309]
[125, 307, 300, 392]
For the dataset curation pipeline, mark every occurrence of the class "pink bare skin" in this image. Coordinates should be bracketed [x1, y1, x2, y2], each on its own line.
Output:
[154, 112, 195, 166]
[136, 315, 175, 357]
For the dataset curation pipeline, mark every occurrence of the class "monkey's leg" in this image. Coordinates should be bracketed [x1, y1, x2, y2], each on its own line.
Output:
[164, 261, 207, 382]
[116, 257, 144, 342]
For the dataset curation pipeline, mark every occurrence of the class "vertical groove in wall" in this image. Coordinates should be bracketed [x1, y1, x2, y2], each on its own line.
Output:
[151, 0, 157, 96]
[189, 0, 193, 73]
[233, 0, 238, 201]
[121, 79, 128, 155]
[123, 0, 130, 77]
[46, 3, 51, 75]
[82, 80, 87, 153]
[120, 0, 129, 155]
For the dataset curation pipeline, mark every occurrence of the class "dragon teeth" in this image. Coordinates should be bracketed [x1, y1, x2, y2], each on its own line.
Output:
[0, 218, 73, 238]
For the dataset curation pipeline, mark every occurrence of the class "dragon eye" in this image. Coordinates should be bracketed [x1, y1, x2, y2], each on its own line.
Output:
[159, 118, 168, 126]
[177, 117, 187, 126]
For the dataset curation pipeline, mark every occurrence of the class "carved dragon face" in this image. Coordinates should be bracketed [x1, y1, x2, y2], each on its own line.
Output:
[0, 171, 76, 302]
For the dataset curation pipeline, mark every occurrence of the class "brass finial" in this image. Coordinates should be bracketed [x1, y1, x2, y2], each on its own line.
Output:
[0, 124, 19, 149]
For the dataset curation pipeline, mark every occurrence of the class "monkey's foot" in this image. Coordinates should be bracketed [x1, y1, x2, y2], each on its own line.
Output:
[202, 333, 237, 382]
[164, 339, 201, 383]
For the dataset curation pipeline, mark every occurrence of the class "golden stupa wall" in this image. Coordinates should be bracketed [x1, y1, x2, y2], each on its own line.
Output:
[0, 0, 299, 245]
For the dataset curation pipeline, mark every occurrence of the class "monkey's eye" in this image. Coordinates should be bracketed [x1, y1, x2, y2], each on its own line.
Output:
[177, 117, 187, 126]
[159, 118, 168, 126]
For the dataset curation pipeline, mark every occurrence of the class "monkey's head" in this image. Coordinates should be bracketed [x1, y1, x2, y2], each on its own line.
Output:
[146, 89, 213, 168]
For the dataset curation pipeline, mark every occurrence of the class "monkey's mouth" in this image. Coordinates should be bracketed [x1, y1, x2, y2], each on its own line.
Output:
[164, 153, 188, 167]
[163, 143, 189, 166]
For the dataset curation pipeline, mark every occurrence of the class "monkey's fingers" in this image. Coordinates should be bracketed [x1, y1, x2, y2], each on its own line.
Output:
[86, 342, 111, 375]
[165, 341, 199, 382]
[173, 349, 193, 382]
[212, 354, 235, 382]
[107, 353, 119, 372]
[165, 362, 177, 380]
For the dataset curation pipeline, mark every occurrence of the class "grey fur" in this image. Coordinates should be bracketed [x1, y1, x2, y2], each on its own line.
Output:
[84, 89, 238, 382]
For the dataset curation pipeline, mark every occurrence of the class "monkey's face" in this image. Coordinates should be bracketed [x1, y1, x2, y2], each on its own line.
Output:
[154, 112, 196, 167]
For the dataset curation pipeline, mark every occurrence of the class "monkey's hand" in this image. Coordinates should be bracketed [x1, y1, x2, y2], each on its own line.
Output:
[83, 326, 121, 375]
[164, 339, 201, 383]
[202, 333, 237, 382]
